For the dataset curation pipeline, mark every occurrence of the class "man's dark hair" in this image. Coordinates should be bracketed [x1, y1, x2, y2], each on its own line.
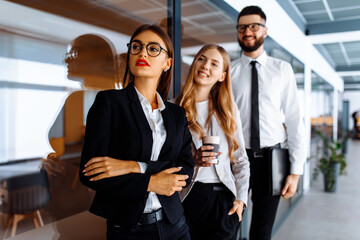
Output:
[237, 6, 266, 23]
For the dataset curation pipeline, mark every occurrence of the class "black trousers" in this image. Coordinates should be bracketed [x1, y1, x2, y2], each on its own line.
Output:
[106, 215, 190, 240]
[247, 149, 281, 240]
[183, 182, 239, 240]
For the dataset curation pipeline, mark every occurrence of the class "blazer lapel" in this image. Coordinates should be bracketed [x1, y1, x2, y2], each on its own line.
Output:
[127, 84, 153, 163]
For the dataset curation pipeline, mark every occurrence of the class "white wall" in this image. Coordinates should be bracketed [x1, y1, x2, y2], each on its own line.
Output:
[0, 1, 131, 163]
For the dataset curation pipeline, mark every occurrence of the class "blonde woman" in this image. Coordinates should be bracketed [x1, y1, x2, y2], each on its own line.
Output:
[177, 44, 250, 240]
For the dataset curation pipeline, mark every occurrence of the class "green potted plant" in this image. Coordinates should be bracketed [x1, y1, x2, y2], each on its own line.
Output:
[313, 130, 347, 192]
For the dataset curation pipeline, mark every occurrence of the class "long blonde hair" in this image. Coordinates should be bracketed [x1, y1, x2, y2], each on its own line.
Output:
[176, 44, 239, 163]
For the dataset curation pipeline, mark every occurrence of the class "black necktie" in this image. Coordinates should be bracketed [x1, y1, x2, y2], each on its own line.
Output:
[250, 61, 260, 150]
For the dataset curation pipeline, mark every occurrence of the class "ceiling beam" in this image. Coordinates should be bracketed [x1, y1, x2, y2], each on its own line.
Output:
[304, 13, 360, 44]
[336, 66, 360, 72]
[344, 87, 360, 91]
[337, 71, 360, 77]
[307, 30, 360, 44]
[344, 81, 360, 83]
[306, 19, 360, 35]
[314, 44, 336, 68]
[208, 0, 238, 20]
[275, 0, 307, 32]
[339, 42, 351, 66]
[321, 0, 334, 21]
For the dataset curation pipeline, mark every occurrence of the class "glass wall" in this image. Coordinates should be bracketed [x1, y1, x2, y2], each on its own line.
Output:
[309, 71, 334, 185]
[0, 0, 322, 239]
[337, 91, 345, 139]
[0, 1, 170, 238]
[310, 73, 334, 138]
[180, 0, 238, 85]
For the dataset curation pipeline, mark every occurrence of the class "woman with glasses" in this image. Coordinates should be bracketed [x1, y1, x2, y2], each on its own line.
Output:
[80, 24, 194, 240]
[176, 44, 250, 240]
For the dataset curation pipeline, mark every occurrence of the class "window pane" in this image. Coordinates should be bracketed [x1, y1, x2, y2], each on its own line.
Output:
[0, 1, 168, 238]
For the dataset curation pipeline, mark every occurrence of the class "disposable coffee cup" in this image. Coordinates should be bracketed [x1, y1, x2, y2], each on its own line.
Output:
[202, 136, 220, 164]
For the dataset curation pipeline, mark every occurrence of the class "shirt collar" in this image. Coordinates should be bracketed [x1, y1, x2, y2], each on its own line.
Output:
[240, 50, 268, 67]
[134, 86, 166, 112]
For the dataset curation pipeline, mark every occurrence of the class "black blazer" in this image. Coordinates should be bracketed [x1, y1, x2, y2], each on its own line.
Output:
[80, 83, 194, 230]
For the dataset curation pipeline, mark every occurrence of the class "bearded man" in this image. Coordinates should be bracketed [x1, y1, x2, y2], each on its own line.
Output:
[230, 5, 306, 240]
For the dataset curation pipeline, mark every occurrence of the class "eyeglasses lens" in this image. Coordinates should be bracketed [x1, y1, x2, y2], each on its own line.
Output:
[237, 24, 260, 33]
[248, 24, 259, 31]
[129, 42, 162, 57]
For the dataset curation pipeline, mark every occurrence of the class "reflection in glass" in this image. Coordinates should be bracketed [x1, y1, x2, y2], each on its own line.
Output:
[1, 0, 170, 238]
[45, 33, 117, 174]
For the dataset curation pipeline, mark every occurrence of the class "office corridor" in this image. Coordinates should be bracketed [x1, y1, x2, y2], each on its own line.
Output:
[273, 139, 360, 240]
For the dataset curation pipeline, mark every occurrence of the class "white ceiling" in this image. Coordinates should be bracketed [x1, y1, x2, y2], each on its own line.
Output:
[286, 0, 360, 90]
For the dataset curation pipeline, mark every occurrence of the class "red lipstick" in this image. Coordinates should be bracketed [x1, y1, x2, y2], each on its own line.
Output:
[136, 59, 150, 66]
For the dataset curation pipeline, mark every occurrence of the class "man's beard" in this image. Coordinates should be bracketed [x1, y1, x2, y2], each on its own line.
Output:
[238, 35, 265, 53]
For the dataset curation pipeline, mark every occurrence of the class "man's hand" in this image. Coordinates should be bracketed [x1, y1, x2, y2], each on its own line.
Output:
[281, 174, 300, 199]
[148, 167, 189, 196]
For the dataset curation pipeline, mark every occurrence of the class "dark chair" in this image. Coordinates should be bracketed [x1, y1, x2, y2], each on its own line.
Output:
[1, 170, 50, 239]
[0, 181, 7, 237]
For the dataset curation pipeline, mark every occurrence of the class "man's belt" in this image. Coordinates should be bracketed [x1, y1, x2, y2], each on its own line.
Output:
[246, 143, 281, 158]
[138, 208, 164, 225]
[246, 148, 266, 158]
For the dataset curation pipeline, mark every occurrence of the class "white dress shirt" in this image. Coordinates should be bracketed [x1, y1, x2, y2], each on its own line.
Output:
[195, 100, 222, 184]
[180, 100, 250, 205]
[134, 87, 166, 213]
[230, 51, 306, 175]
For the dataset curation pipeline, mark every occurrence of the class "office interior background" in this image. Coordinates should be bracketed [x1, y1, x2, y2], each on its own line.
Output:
[0, 0, 360, 239]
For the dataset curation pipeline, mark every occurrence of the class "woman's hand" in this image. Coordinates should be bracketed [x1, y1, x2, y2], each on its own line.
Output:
[194, 146, 221, 167]
[228, 200, 244, 222]
[147, 167, 189, 196]
[41, 152, 66, 176]
[83, 157, 141, 181]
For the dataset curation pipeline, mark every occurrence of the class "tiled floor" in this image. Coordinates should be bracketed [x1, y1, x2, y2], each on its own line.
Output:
[272, 139, 360, 240]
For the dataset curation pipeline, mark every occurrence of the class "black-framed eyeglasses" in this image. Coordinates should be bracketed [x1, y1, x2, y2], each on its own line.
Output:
[127, 40, 168, 57]
[236, 23, 265, 33]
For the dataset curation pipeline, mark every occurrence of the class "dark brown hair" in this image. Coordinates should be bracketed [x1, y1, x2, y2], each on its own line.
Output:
[122, 24, 174, 100]
[237, 5, 267, 23]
